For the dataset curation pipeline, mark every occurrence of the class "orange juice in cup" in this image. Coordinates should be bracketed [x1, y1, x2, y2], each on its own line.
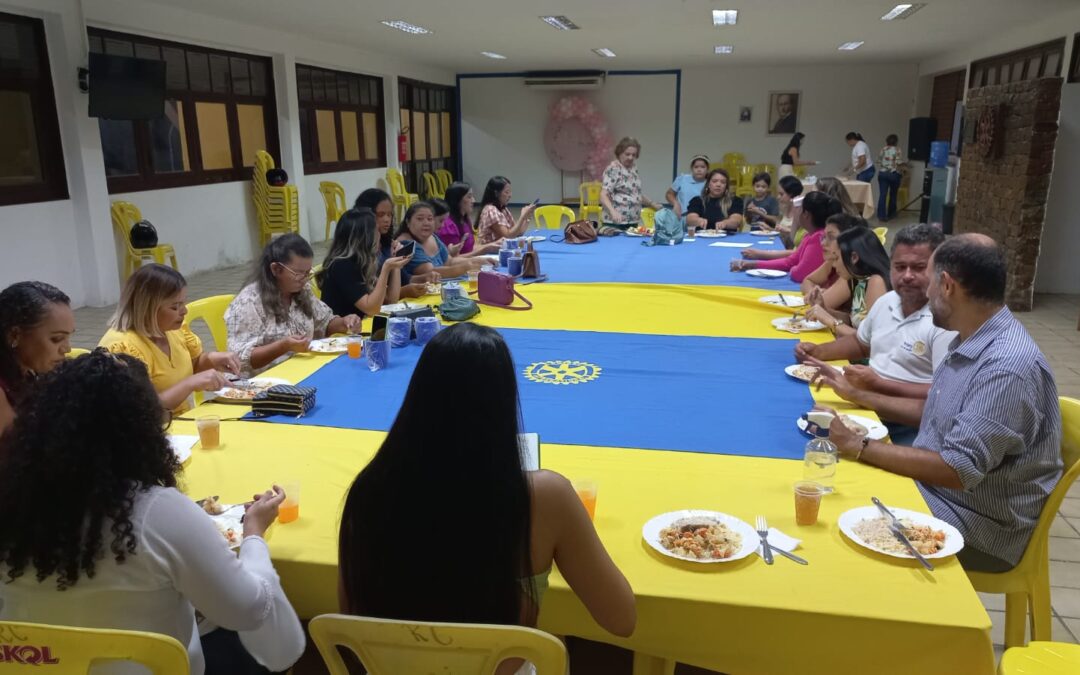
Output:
[572, 480, 598, 520]
[347, 338, 362, 359]
[278, 482, 300, 523]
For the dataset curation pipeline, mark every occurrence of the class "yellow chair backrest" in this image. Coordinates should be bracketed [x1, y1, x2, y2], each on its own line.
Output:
[67, 347, 90, 358]
[999, 641, 1080, 674]
[0, 620, 189, 674]
[422, 172, 442, 199]
[309, 614, 566, 675]
[385, 169, 407, 198]
[722, 152, 745, 165]
[182, 294, 235, 352]
[738, 164, 757, 188]
[319, 181, 347, 240]
[873, 226, 888, 246]
[310, 264, 323, 299]
[640, 207, 657, 230]
[435, 169, 453, 194]
[579, 181, 602, 206]
[534, 205, 575, 230]
[110, 201, 143, 253]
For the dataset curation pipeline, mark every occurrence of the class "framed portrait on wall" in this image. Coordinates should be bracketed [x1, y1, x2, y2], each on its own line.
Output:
[767, 91, 800, 135]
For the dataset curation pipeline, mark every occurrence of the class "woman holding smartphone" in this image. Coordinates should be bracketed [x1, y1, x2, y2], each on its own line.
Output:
[477, 176, 537, 244]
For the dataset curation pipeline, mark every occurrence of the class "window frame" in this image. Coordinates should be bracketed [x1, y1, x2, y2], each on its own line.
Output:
[1068, 33, 1080, 84]
[969, 38, 1066, 88]
[88, 27, 280, 194]
[297, 64, 386, 174]
[397, 77, 455, 194]
[0, 11, 68, 206]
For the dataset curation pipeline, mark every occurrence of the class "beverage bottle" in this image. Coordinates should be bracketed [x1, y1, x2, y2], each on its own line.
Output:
[803, 424, 837, 493]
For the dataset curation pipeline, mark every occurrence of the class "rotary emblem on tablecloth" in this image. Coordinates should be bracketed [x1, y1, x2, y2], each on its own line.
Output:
[523, 360, 602, 385]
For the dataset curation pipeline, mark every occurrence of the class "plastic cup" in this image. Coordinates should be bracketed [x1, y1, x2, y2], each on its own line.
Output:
[467, 270, 479, 292]
[572, 480, 598, 520]
[196, 415, 220, 449]
[347, 337, 362, 359]
[366, 338, 390, 372]
[414, 316, 441, 345]
[794, 481, 825, 526]
[278, 481, 300, 524]
[387, 317, 411, 348]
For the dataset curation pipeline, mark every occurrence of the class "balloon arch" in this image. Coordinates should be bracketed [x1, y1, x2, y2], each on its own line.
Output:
[548, 96, 614, 180]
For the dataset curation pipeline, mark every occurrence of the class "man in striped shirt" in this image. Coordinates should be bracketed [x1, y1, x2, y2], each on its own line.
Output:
[826, 234, 1062, 572]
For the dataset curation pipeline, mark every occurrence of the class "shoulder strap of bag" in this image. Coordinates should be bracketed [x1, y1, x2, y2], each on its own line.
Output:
[471, 289, 533, 311]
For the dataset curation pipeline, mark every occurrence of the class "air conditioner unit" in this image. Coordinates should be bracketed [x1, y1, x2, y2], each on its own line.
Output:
[523, 70, 605, 90]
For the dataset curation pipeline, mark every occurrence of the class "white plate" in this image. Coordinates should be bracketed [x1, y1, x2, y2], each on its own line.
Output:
[771, 317, 826, 333]
[759, 294, 807, 308]
[838, 506, 964, 560]
[196, 500, 245, 548]
[695, 230, 727, 238]
[623, 230, 651, 237]
[309, 337, 351, 353]
[746, 268, 787, 278]
[210, 377, 290, 403]
[709, 242, 753, 248]
[750, 230, 777, 236]
[797, 413, 888, 441]
[524, 235, 547, 243]
[642, 510, 758, 564]
[784, 364, 819, 383]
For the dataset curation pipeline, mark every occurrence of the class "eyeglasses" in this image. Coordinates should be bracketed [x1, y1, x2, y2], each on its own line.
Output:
[274, 262, 314, 281]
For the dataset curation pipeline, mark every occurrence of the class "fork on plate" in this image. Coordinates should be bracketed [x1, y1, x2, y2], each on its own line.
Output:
[755, 515, 774, 565]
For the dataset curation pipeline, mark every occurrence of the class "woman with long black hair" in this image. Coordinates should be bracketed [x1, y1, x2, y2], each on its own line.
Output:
[338, 324, 635, 672]
[476, 176, 537, 244]
[733, 191, 843, 283]
[778, 132, 818, 179]
[806, 226, 891, 337]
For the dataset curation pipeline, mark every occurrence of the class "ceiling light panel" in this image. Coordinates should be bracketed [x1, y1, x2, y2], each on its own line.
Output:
[481, 51, 507, 60]
[381, 20, 431, 35]
[592, 48, 616, 58]
[712, 10, 738, 26]
[714, 45, 734, 54]
[540, 15, 579, 30]
[881, 3, 926, 21]
[838, 41, 865, 50]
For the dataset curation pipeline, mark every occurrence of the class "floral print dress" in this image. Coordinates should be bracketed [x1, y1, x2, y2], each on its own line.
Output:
[601, 160, 643, 225]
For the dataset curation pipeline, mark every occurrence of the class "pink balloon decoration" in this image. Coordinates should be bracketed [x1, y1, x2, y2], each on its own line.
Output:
[548, 95, 613, 180]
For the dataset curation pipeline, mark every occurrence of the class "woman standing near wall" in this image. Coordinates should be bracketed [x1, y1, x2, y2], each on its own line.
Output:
[779, 133, 817, 179]
[846, 132, 875, 183]
[600, 137, 663, 230]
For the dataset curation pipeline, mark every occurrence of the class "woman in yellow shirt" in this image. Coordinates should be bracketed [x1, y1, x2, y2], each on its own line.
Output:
[99, 264, 240, 414]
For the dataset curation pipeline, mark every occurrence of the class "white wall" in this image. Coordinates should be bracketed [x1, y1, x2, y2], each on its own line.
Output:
[678, 64, 919, 177]
[460, 73, 678, 205]
[302, 168, 390, 242]
[0, 0, 453, 307]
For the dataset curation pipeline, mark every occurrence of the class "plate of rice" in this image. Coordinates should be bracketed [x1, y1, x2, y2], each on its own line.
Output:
[796, 413, 888, 440]
[642, 510, 758, 564]
[759, 294, 806, 308]
[839, 506, 964, 560]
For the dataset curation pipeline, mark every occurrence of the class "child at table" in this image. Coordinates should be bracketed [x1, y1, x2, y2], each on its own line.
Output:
[744, 172, 780, 231]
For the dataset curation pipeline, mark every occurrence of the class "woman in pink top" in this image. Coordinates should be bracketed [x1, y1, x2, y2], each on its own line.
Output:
[730, 191, 842, 283]
[436, 183, 501, 257]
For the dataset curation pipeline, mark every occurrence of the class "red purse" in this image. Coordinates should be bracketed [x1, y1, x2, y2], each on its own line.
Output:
[472, 270, 533, 310]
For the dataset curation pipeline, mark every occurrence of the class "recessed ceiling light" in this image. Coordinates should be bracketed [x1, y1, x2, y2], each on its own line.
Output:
[881, 3, 926, 21]
[712, 10, 738, 26]
[592, 48, 616, 58]
[481, 51, 507, 60]
[714, 45, 735, 54]
[381, 20, 431, 35]
[540, 15, 579, 30]
[838, 41, 865, 51]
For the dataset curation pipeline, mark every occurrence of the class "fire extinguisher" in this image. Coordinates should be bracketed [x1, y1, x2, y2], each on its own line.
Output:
[397, 128, 408, 163]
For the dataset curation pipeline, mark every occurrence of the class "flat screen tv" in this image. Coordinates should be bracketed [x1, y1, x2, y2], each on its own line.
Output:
[88, 52, 166, 120]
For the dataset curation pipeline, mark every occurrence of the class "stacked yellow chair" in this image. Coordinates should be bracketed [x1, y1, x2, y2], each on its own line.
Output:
[966, 396, 1080, 648]
[385, 168, 418, 222]
[735, 165, 757, 200]
[578, 182, 603, 222]
[252, 150, 300, 246]
[435, 169, 454, 195]
[319, 181, 347, 240]
[0, 621, 189, 674]
[722, 152, 745, 166]
[422, 171, 444, 200]
[309, 614, 566, 675]
[110, 201, 179, 281]
[534, 205, 575, 230]
[182, 294, 235, 352]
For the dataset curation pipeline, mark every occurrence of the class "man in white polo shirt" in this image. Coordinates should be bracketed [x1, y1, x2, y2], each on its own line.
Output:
[794, 223, 956, 444]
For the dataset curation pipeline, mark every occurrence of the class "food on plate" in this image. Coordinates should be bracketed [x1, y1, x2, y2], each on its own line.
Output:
[840, 415, 870, 437]
[658, 518, 742, 560]
[853, 516, 946, 556]
[790, 365, 819, 382]
[425, 282, 441, 296]
[219, 379, 276, 400]
[783, 318, 815, 331]
[310, 337, 350, 353]
[626, 226, 652, 236]
[214, 520, 242, 547]
[198, 496, 225, 516]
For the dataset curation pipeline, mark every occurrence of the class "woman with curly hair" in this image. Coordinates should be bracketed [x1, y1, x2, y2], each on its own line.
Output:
[0, 350, 304, 674]
[0, 281, 74, 436]
[100, 264, 240, 414]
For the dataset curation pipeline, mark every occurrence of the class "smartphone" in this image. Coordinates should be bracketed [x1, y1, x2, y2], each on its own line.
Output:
[531, 198, 541, 206]
[397, 240, 415, 257]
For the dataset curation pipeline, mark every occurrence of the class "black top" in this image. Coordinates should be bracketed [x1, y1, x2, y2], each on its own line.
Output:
[781, 145, 796, 165]
[319, 258, 373, 318]
[687, 195, 745, 231]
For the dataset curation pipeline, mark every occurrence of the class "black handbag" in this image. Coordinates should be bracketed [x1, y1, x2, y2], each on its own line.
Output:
[129, 219, 158, 249]
[250, 384, 316, 418]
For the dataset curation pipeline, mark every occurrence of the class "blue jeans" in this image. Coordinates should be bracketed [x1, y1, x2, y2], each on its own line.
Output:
[877, 170, 902, 220]
[855, 166, 876, 183]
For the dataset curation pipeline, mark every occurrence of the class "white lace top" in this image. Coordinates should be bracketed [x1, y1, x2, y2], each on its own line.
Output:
[225, 283, 333, 376]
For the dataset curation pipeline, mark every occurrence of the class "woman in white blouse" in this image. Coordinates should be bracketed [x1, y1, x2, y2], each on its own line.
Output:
[0, 350, 304, 674]
[226, 233, 361, 376]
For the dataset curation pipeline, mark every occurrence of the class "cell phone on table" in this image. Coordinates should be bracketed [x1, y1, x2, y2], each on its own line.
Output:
[397, 240, 415, 258]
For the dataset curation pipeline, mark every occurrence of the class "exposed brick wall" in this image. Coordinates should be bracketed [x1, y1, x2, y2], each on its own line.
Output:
[955, 77, 1062, 311]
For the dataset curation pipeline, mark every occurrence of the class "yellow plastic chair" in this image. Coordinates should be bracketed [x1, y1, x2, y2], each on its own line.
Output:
[435, 169, 454, 195]
[422, 172, 444, 200]
[182, 294, 235, 352]
[386, 168, 419, 222]
[534, 205, 575, 230]
[110, 201, 179, 281]
[0, 620, 189, 674]
[67, 347, 90, 358]
[309, 614, 567, 675]
[722, 152, 745, 165]
[735, 165, 757, 200]
[873, 226, 888, 246]
[640, 207, 657, 230]
[578, 182, 603, 222]
[999, 641, 1080, 674]
[967, 396, 1080, 648]
[794, 165, 807, 179]
[319, 181, 347, 241]
[310, 264, 322, 299]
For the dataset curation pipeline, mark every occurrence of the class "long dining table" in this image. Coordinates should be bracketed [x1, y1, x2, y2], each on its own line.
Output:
[172, 230, 994, 675]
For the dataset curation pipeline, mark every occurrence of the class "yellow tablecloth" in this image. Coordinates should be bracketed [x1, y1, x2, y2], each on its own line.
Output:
[175, 282, 993, 675]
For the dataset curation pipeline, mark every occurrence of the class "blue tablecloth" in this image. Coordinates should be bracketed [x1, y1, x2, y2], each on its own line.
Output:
[249, 328, 816, 460]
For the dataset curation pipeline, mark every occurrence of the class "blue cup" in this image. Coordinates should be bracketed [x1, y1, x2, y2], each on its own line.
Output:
[508, 253, 523, 276]
[498, 248, 513, 267]
[414, 316, 441, 345]
[387, 317, 411, 347]
[505, 238, 520, 250]
[366, 338, 390, 371]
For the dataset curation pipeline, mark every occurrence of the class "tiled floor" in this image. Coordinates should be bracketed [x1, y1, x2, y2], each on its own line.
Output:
[71, 224, 1080, 668]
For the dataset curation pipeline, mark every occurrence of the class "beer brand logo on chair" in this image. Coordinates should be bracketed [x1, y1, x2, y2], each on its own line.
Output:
[523, 360, 601, 385]
[0, 644, 60, 665]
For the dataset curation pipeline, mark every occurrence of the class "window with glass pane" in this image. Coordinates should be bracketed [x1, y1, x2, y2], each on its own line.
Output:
[397, 78, 456, 193]
[89, 27, 278, 192]
[0, 12, 67, 205]
[296, 64, 385, 172]
[316, 109, 339, 162]
[341, 111, 361, 161]
[362, 112, 379, 160]
[428, 113, 440, 158]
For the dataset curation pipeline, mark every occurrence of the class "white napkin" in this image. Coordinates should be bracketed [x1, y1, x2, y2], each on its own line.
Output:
[709, 241, 753, 248]
[755, 527, 802, 559]
[169, 435, 198, 463]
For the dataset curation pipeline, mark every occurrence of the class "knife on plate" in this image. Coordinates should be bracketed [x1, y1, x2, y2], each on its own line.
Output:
[871, 496, 934, 571]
